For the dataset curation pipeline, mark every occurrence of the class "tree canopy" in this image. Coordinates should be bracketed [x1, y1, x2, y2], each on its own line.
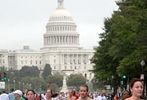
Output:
[42, 64, 52, 79]
[67, 74, 86, 90]
[91, 0, 147, 90]
[19, 66, 40, 77]
[47, 74, 63, 88]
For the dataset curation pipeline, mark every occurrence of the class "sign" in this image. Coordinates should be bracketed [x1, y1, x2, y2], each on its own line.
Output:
[0, 81, 5, 89]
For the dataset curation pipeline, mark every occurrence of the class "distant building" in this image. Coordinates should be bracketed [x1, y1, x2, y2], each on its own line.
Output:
[0, 0, 94, 80]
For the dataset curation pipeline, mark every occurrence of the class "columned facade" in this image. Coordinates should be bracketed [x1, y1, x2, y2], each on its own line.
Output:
[44, 34, 79, 46]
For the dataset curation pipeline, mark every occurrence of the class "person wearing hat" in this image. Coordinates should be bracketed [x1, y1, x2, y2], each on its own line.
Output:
[13, 90, 25, 100]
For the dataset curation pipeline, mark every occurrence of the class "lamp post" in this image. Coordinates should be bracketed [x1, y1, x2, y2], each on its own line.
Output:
[18, 82, 21, 89]
[140, 60, 145, 97]
[141, 60, 145, 72]
[22, 82, 24, 91]
[111, 75, 114, 93]
[13, 80, 15, 90]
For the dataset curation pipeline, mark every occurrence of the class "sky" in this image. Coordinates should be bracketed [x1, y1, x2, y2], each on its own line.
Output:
[0, 0, 118, 50]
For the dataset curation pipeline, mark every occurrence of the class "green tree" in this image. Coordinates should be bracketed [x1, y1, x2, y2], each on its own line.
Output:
[91, 18, 120, 92]
[115, 0, 147, 77]
[22, 77, 45, 92]
[47, 74, 63, 88]
[92, 0, 147, 92]
[42, 64, 52, 79]
[48, 83, 59, 92]
[19, 66, 40, 77]
[67, 74, 86, 90]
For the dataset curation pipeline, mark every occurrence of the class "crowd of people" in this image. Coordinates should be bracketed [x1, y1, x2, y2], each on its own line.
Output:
[0, 78, 144, 100]
[0, 84, 94, 100]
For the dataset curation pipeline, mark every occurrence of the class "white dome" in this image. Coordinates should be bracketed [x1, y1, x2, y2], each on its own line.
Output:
[49, 8, 74, 22]
[43, 0, 80, 49]
[51, 8, 72, 17]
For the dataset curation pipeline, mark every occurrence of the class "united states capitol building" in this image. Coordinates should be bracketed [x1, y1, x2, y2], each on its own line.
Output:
[0, 0, 94, 80]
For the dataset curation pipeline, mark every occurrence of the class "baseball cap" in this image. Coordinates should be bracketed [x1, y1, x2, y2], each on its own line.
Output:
[13, 90, 23, 96]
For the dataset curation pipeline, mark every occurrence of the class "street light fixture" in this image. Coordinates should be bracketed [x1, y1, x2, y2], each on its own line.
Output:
[140, 60, 146, 97]
[13, 80, 15, 90]
[140, 60, 145, 80]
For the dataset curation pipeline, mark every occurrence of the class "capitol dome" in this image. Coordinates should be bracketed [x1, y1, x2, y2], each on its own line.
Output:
[49, 8, 74, 23]
[51, 8, 72, 18]
[43, 0, 80, 50]
[48, 0, 74, 23]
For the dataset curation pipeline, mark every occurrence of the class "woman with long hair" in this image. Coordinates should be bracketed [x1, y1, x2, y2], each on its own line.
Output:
[68, 90, 77, 100]
[125, 78, 143, 100]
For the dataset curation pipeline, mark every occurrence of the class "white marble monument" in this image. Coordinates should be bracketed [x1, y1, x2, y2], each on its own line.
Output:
[60, 75, 68, 93]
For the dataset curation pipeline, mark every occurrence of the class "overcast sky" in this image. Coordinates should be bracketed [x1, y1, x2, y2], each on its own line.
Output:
[0, 0, 118, 50]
